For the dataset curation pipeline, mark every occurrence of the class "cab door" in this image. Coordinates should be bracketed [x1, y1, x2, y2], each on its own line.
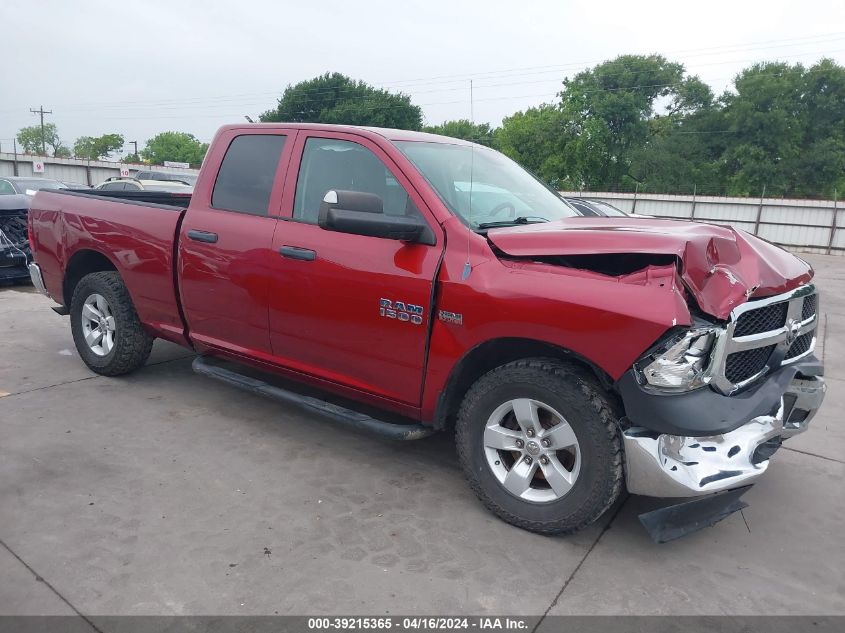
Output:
[179, 129, 293, 357]
[268, 131, 443, 405]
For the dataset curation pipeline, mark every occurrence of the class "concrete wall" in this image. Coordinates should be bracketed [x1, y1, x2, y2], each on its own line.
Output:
[561, 191, 844, 256]
[0, 152, 199, 187]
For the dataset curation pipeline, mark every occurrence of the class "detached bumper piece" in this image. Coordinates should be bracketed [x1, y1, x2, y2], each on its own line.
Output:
[638, 486, 751, 544]
[623, 372, 825, 498]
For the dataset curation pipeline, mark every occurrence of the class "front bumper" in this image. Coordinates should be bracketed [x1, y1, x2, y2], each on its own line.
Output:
[0, 248, 30, 282]
[621, 361, 826, 497]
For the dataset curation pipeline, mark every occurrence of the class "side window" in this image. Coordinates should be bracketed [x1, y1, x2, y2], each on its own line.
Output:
[293, 138, 424, 224]
[212, 134, 286, 215]
[0, 180, 14, 195]
[101, 182, 125, 191]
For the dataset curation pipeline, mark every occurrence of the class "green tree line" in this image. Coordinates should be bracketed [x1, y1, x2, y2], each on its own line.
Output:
[16, 57, 845, 194]
[15, 126, 208, 168]
[262, 60, 845, 198]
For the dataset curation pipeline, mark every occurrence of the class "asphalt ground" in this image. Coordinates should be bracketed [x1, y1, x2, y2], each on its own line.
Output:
[0, 254, 842, 620]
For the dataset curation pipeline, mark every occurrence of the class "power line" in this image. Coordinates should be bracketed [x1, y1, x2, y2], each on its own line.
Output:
[3, 32, 844, 144]
[374, 32, 845, 88]
[9, 58, 841, 133]
[29, 105, 53, 154]
[18, 46, 844, 126]
[3, 31, 843, 116]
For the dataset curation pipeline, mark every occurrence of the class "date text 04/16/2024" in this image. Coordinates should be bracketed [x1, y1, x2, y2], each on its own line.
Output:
[307, 617, 529, 630]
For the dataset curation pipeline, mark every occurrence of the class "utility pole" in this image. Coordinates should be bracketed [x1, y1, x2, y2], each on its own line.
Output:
[128, 140, 138, 157]
[29, 105, 53, 155]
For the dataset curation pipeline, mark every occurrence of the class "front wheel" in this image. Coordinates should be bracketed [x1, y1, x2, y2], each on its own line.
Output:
[455, 359, 623, 534]
[70, 271, 154, 376]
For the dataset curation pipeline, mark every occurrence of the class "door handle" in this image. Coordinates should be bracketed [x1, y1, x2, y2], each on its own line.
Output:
[187, 230, 218, 243]
[279, 246, 316, 261]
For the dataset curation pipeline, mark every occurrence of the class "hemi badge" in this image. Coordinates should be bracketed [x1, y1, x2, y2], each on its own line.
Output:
[438, 310, 463, 325]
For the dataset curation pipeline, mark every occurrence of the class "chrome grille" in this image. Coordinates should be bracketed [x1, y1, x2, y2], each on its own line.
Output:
[802, 295, 817, 321]
[786, 330, 815, 359]
[725, 345, 777, 383]
[733, 303, 788, 337]
[709, 285, 818, 394]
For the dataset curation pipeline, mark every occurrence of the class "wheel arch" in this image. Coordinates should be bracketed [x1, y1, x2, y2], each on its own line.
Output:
[432, 337, 616, 430]
[63, 249, 119, 307]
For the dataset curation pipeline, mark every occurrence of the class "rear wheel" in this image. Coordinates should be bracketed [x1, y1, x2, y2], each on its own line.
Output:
[456, 358, 623, 534]
[70, 271, 154, 376]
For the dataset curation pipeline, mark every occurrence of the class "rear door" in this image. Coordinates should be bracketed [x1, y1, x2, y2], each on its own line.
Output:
[178, 128, 293, 356]
[267, 131, 443, 406]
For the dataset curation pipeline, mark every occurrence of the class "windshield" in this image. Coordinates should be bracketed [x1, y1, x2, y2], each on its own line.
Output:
[12, 179, 67, 194]
[394, 141, 577, 228]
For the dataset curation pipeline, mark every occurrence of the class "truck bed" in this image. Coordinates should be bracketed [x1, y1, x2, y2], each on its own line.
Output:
[65, 188, 192, 208]
[28, 189, 189, 345]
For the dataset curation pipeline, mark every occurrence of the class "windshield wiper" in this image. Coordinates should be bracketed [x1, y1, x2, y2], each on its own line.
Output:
[476, 216, 550, 230]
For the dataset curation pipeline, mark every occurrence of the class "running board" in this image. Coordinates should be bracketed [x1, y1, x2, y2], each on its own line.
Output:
[192, 356, 437, 441]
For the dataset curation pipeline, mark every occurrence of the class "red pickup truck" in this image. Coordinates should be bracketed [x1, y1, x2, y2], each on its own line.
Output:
[27, 123, 826, 540]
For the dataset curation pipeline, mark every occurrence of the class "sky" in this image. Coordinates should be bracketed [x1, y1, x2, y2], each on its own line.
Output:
[2, 0, 845, 157]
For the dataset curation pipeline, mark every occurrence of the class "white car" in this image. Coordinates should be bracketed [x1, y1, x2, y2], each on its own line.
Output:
[95, 178, 193, 193]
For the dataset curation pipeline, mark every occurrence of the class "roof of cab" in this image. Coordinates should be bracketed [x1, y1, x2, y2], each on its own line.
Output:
[213, 123, 476, 146]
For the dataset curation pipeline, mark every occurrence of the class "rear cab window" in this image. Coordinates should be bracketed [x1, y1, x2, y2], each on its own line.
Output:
[212, 134, 287, 215]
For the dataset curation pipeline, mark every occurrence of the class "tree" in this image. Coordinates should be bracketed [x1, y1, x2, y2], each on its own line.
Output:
[141, 132, 208, 167]
[260, 72, 422, 130]
[16, 123, 65, 156]
[497, 105, 572, 187]
[73, 134, 124, 160]
[122, 153, 142, 163]
[422, 119, 496, 146]
[719, 59, 845, 197]
[557, 55, 702, 190]
[628, 110, 727, 195]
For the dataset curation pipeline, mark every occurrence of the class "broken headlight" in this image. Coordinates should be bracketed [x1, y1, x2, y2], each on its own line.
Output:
[636, 327, 719, 392]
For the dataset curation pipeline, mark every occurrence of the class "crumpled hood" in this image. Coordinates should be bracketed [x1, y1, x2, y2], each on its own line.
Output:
[486, 217, 813, 319]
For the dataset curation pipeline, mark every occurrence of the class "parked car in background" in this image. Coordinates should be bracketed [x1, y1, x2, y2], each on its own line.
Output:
[95, 178, 194, 193]
[0, 194, 32, 283]
[133, 170, 198, 186]
[565, 197, 629, 217]
[61, 181, 91, 189]
[0, 177, 68, 198]
[0, 177, 68, 283]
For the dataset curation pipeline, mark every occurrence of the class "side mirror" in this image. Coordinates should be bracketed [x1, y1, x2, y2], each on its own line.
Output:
[318, 190, 427, 242]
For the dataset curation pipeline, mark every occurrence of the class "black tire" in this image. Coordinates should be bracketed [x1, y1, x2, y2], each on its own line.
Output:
[455, 358, 623, 534]
[70, 271, 154, 376]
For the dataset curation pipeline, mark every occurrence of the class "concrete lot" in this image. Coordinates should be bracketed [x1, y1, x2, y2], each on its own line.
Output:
[1, 254, 843, 621]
